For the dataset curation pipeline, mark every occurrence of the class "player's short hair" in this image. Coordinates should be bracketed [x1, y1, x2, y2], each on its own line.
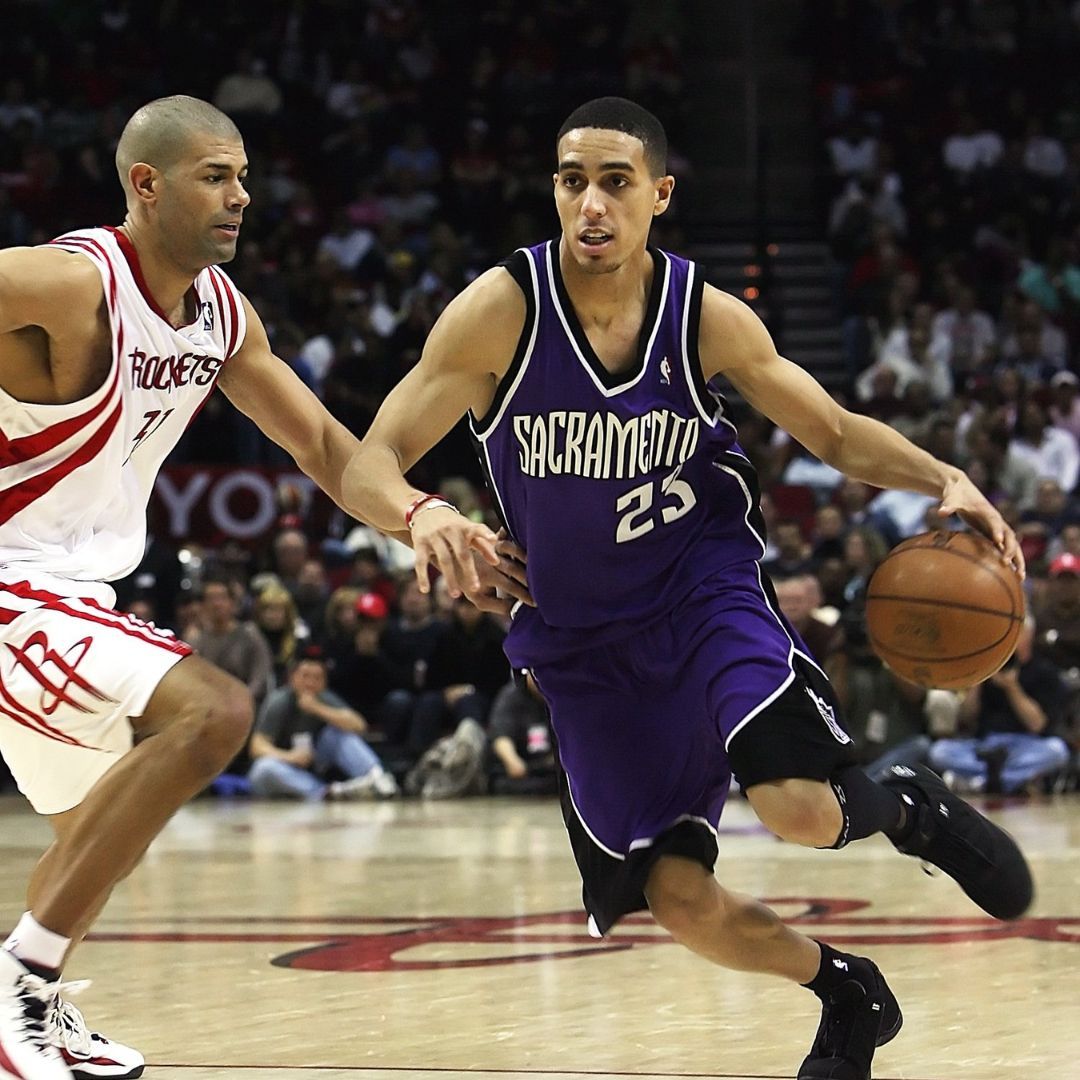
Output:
[557, 97, 668, 176]
[115, 95, 242, 187]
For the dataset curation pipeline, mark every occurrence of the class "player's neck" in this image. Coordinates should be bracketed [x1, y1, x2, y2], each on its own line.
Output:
[557, 241, 652, 327]
[117, 221, 199, 326]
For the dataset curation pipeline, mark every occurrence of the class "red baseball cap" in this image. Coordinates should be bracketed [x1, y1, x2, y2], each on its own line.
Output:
[1050, 553, 1080, 577]
[354, 592, 389, 619]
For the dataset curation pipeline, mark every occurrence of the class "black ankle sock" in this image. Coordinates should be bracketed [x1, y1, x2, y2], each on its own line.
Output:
[826, 765, 912, 848]
[803, 941, 869, 996]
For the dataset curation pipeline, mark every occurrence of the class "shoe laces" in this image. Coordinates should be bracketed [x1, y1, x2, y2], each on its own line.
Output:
[3, 972, 86, 1051]
[45, 981, 94, 1057]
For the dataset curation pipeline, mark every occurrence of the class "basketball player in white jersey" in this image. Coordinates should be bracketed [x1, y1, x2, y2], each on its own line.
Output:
[0, 95, 528, 1080]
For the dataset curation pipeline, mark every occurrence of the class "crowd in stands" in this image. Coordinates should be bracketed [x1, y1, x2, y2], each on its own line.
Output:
[1, 1, 1078, 800]
[761, 0, 1080, 792]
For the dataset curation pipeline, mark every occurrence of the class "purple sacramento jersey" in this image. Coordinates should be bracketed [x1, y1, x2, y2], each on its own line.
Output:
[468, 241, 849, 901]
[470, 239, 765, 668]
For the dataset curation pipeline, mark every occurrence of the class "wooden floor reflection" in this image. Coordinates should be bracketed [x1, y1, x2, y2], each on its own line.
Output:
[0, 791, 1076, 1080]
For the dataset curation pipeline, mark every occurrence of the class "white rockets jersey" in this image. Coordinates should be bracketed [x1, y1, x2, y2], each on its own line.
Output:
[0, 226, 246, 583]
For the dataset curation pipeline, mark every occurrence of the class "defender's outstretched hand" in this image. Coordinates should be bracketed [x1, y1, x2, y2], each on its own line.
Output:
[938, 473, 1026, 579]
[469, 531, 533, 616]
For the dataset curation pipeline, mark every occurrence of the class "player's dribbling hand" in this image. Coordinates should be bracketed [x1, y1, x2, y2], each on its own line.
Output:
[938, 472, 1026, 580]
[410, 506, 501, 599]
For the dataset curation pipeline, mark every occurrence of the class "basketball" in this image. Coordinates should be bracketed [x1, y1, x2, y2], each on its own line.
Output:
[865, 530, 1025, 690]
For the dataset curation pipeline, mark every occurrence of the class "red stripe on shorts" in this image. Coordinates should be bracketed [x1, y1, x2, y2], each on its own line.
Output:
[0, 583, 191, 656]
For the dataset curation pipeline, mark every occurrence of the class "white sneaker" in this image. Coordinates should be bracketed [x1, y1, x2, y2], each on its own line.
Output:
[326, 774, 377, 800]
[329, 769, 400, 801]
[371, 769, 399, 799]
[47, 993, 144, 1079]
[0, 948, 72, 1079]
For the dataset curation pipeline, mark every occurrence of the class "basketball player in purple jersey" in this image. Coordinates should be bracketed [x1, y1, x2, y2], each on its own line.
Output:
[343, 98, 1032, 1080]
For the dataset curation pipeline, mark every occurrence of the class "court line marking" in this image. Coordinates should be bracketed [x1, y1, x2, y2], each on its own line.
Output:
[151, 1065, 942, 1080]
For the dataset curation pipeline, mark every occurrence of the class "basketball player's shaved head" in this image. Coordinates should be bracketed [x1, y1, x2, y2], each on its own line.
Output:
[115, 95, 242, 190]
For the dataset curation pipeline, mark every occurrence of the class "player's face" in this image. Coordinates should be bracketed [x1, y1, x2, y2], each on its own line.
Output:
[160, 135, 250, 269]
[554, 128, 674, 275]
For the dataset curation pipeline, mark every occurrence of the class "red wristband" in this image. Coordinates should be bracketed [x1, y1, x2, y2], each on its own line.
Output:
[404, 493, 457, 530]
[404, 493, 439, 529]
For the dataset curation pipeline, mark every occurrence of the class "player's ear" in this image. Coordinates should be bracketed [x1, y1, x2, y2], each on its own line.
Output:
[653, 175, 675, 216]
[129, 163, 158, 205]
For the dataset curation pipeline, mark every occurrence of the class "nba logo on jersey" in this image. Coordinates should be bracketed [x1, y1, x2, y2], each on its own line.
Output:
[660, 357, 672, 385]
[202, 302, 215, 332]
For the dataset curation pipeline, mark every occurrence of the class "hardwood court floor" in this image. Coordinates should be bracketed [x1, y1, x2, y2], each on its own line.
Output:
[0, 790, 1077, 1080]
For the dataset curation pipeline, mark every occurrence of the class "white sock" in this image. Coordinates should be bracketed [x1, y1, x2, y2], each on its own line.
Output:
[4, 912, 70, 973]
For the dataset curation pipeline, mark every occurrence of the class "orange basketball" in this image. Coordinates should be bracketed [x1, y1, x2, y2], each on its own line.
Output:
[865, 530, 1025, 690]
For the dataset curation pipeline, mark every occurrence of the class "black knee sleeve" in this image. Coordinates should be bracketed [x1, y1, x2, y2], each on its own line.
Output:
[825, 765, 907, 849]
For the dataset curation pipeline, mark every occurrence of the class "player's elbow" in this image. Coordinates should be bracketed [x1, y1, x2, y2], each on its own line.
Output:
[814, 409, 853, 470]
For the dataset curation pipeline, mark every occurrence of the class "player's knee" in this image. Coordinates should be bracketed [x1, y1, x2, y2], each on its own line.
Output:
[208, 681, 255, 761]
[644, 858, 720, 936]
[747, 779, 841, 847]
[177, 680, 253, 774]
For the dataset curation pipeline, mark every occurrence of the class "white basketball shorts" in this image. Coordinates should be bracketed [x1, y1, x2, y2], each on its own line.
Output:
[0, 575, 191, 815]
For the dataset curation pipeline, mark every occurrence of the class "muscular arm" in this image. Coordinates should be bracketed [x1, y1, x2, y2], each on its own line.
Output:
[0, 247, 109, 401]
[701, 287, 1022, 571]
[220, 282, 531, 605]
[338, 268, 526, 595]
[339, 268, 524, 532]
[0, 247, 98, 333]
[217, 295, 364, 512]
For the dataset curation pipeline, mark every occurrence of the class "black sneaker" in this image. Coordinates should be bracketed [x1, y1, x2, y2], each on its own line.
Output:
[882, 764, 1033, 920]
[798, 958, 902, 1080]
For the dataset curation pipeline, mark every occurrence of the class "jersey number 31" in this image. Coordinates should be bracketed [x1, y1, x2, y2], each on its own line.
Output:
[615, 465, 696, 543]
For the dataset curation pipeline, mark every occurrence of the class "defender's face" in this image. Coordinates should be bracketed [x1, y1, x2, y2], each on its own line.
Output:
[159, 135, 250, 269]
[554, 128, 673, 274]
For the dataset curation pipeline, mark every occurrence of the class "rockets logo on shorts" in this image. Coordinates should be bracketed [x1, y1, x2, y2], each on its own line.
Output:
[5, 632, 117, 716]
